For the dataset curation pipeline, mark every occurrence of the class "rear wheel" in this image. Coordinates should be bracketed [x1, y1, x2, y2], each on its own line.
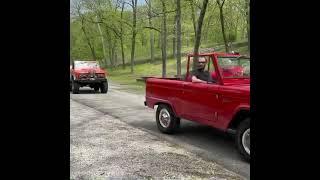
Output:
[236, 118, 250, 162]
[156, 104, 180, 134]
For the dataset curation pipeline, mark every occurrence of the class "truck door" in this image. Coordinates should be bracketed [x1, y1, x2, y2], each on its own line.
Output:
[181, 82, 220, 123]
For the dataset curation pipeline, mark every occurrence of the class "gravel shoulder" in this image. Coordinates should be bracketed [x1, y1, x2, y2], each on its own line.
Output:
[71, 99, 244, 180]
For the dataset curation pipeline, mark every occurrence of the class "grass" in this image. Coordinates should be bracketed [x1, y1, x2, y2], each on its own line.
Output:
[106, 42, 249, 94]
[107, 57, 188, 94]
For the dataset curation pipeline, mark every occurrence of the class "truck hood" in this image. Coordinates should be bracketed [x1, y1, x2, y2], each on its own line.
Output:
[223, 79, 250, 86]
[224, 83, 250, 91]
[222, 79, 250, 95]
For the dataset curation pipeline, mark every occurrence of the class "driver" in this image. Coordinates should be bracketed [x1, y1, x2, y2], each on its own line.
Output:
[191, 57, 214, 83]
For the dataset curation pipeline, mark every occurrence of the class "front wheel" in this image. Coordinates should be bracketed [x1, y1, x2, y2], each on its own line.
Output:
[72, 81, 80, 94]
[94, 86, 99, 91]
[236, 118, 250, 162]
[100, 80, 108, 93]
[156, 104, 180, 134]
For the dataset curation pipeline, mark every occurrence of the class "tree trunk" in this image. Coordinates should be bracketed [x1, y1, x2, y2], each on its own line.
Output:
[246, 0, 250, 53]
[188, 0, 197, 37]
[130, 0, 138, 74]
[161, 0, 167, 78]
[176, 0, 182, 77]
[157, 32, 161, 48]
[173, 10, 177, 58]
[203, 3, 217, 45]
[148, 0, 155, 63]
[113, 44, 117, 67]
[121, 2, 125, 69]
[141, 33, 145, 46]
[217, 0, 229, 53]
[81, 20, 96, 60]
[186, 29, 189, 47]
[108, 44, 112, 67]
[96, 16, 107, 64]
[106, 30, 114, 67]
[173, 25, 176, 58]
[111, 44, 114, 67]
[193, 0, 209, 69]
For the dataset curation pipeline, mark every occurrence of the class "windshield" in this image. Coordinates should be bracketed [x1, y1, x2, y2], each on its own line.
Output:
[217, 56, 250, 78]
[74, 61, 100, 69]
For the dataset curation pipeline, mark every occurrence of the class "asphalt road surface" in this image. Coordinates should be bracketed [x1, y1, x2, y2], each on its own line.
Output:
[70, 83, 250, 179]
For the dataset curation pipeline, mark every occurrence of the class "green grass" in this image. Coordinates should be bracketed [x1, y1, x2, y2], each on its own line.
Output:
[106, 43, 249, 94]
[107, 57, 188, 94]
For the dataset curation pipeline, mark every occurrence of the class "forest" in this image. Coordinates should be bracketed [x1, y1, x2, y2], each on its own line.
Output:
[70, 0, 249, 84]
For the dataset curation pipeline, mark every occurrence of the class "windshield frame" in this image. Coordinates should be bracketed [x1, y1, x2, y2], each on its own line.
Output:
[216, 55, 250, 79]
[74, 61, 100, 69]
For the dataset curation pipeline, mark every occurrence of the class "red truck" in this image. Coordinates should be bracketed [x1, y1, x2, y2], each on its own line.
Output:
[144, 52, 250, 161]
[70, 61, 108, 94]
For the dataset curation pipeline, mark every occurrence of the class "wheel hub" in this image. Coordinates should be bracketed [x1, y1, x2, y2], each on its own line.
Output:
[159, 109, 171, 128]
[242, 128, 250, 155]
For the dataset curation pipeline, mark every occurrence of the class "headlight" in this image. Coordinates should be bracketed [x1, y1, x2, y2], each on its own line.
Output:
[79, 74, 88, 78]
[97, 74, 105, 78]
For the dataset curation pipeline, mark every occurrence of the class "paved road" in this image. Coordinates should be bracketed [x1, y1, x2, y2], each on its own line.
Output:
[70, 83, 250, 179]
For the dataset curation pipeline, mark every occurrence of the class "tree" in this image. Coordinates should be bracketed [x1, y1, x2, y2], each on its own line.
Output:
[146, 0, 155, 63]
[160, 0, 167, 78]
[72, 0, 97, 60]
[96, 15, 107, 65]
[246, 0, 250, 52]
[172, 14, 177, 58]
[187, 0, 197, 37]
[176, 0, 182, 77]
[70, 0, 250, 71]
[193, 0, 209, 68]
[217, 0, 229, 53]
[130, 0, 138, 73]
[120, 1, 126, 68]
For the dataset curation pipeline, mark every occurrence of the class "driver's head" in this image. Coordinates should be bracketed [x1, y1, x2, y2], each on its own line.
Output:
[197, 57, 207, 70]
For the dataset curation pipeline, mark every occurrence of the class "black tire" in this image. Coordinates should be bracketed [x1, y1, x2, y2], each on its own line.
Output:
[100, 80, 108, 93]
[156, 104, 180, 134]
[94, 86, 99, 91]
[72, 81, 80, 94]
[70, 75, 73, 91]
[236, 118, 250, 162]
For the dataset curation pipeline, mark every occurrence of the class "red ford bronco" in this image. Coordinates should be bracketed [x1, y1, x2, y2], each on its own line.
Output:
[70, 61, 108, 94]
[144, 52, 250, 161]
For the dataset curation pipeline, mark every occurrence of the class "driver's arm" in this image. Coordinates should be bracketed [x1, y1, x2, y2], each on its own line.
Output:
[192, 75, 206, 83]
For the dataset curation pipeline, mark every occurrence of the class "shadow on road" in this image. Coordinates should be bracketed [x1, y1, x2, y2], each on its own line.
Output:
[70, 88, 106, 94]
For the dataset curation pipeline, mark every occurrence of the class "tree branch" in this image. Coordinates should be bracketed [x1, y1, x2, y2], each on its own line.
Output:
[143, 26, 161, 33]
[124, 1, 133, 8]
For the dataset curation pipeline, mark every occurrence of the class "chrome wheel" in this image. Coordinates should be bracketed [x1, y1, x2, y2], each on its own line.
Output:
[242, 128, 250, 155]
[159, 108, 171, 128]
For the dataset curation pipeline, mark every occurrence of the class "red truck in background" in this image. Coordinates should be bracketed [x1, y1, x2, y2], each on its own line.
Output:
[70, 61, 108, 94]
[144, 52, 250, 161]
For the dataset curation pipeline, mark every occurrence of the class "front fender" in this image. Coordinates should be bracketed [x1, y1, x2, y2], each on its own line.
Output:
[232, 104, 250, 117]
